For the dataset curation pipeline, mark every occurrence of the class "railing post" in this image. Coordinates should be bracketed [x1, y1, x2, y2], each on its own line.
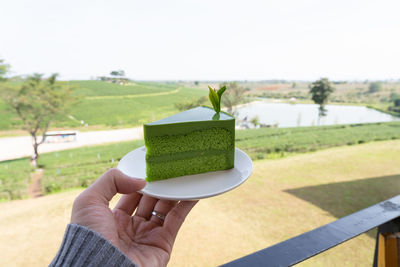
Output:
[373, 218, 400, 267]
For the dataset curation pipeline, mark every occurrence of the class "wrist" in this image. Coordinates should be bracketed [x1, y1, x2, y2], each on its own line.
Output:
[51, 224, 136, 267]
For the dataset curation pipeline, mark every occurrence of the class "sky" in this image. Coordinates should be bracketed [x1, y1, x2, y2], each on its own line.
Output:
[1, 0, 399, 81]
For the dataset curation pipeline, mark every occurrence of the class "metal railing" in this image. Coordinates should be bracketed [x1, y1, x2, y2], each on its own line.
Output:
[222, 195, 400, 267]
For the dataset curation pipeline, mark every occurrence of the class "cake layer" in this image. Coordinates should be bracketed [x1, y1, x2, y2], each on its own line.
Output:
[146, 148, 234, 163]
[146, 151, 234, 181]
[144, 106, 235, 138]
[145, 127, 234, 156]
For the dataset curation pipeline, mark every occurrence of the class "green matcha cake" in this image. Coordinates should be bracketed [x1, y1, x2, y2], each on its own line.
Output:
[144, 88, 235, 182]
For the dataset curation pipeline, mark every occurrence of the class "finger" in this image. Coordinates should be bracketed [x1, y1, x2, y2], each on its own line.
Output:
[87, 168, 146, 204]
[164, 200, 198, 235]
[134, 195, 158, 220]
[150, 200, 178, 225]
[114, 192, 143, 216]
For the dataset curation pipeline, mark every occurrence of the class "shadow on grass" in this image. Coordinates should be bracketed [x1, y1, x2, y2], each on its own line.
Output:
[285, 174, 400, 237]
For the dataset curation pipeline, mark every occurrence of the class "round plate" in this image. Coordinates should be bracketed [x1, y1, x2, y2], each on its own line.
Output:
[117, 146, 253, 200]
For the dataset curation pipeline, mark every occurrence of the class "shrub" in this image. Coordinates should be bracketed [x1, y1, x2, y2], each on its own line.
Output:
[368, 82, 382, 93]
[256, 154, 265, 160]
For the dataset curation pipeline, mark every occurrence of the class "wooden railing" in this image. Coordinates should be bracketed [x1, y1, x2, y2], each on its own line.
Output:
[222, 195, 400, 267]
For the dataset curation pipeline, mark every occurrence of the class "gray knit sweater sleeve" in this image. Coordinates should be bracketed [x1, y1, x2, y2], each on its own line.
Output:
[50, 224, 137, 267]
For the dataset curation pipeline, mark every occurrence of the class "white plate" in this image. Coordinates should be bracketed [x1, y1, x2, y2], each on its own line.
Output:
[117, 146, 253, 200]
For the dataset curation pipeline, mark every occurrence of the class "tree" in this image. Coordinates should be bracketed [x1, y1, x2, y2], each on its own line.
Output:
[368, 82, 382, 93]
[389, 98, 400, 113]
[219, 82, 246, 114]
[1, 74, 74, 163]
[110, 70, 125, 77]
[390, 92, 399, 101]
[0, 59, 9, 81]
[309, 78, 335, 117]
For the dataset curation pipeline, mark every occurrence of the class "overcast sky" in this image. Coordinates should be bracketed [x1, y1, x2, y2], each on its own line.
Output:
[1, 0, 399, 81]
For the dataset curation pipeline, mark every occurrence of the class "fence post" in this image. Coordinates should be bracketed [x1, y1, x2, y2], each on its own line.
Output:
[373, 218, 400, 267]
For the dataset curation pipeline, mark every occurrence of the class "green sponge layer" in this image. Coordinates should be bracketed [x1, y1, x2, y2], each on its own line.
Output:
[146, 151, 234, 182]
[145, 127, 233, 156]
[143, 106, 235, 181]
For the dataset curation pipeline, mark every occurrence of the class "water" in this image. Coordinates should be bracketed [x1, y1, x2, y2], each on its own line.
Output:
[236, 101, 399, 128]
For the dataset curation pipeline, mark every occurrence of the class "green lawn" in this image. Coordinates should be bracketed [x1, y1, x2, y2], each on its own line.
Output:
[1, 121, 399, 200]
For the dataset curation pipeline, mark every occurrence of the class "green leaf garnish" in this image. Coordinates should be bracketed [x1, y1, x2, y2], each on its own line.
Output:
[208, 86, 219, 112]
[216, 86, 226, 100]
[208, 85, 226, 113]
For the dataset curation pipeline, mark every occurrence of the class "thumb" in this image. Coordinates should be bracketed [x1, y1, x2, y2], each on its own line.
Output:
[87, 168, 146, 203]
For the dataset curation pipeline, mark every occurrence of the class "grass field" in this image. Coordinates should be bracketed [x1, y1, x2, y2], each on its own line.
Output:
[0, 81, 205, 130]
[1, 140, 399, 266]
[68, 81, 176, 97]
[241, 80, 400, 106]
[1, 121, 399, 200]
[67, 86, 203, 127]
[237, 121, 400, 159]
[39, 140, 144, 195]
[0, 158, 33, 200]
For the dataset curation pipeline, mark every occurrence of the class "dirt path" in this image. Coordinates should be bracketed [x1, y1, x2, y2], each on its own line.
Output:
[0, 127, 143, 162]
[86, 88, 180, 100]
[28, 169, 43, 198]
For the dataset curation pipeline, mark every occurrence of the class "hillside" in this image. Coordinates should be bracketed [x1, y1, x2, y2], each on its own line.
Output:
[1, 140, 399, 266]
[0, 80, 205, 130]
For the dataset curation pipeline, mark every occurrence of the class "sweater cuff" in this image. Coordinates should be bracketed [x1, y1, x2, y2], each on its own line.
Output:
[50, 224, 137, 267]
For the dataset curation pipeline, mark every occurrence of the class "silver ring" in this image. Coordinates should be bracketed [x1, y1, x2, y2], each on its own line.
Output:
[151, 210, 166, 221]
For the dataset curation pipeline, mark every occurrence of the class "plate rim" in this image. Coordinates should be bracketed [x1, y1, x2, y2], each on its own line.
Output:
[117, 146, 253, 200]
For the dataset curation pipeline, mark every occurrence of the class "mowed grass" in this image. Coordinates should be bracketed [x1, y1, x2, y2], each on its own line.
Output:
[0, 140, 399, 266]
[0, 81, 205, 130]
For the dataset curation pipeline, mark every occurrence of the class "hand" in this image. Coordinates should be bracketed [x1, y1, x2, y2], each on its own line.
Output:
[71, 168, 198, 267]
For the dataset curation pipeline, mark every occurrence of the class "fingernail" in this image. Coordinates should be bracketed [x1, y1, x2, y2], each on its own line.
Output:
[128, 176, 144, 181]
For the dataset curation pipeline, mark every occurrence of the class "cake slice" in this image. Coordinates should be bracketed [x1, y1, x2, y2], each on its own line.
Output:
[144, 106, 235, 181]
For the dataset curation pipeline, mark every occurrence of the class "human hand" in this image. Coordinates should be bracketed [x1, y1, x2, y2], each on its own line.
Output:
[71, 168, 198, 267]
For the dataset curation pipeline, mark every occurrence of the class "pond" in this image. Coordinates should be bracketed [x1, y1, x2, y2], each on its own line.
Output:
[235, 101, 400, 128]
